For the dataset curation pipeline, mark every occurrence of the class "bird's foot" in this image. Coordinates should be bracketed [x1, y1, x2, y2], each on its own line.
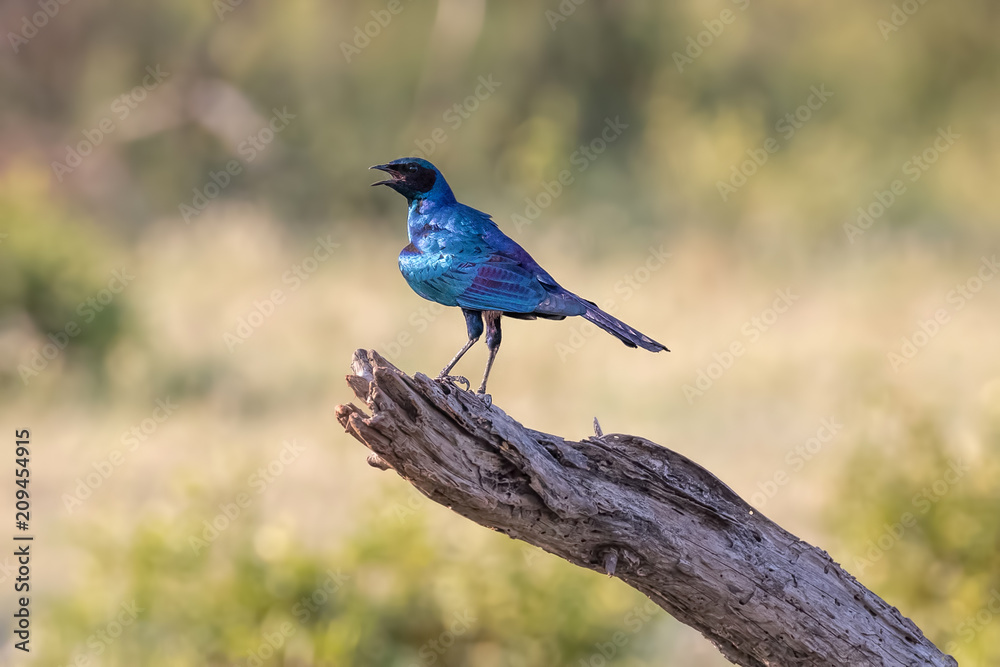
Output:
[436, 374, 471, 391]
[476, 390, 492, 408]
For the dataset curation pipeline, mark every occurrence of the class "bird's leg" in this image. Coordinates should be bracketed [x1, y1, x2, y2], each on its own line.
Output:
[436, 338, 477, 390]
[435, 309, 483, 391]
[477, 311, 503, 404]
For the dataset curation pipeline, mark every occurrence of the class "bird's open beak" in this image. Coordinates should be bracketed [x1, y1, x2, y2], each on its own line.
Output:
[369, 164, 397, 187]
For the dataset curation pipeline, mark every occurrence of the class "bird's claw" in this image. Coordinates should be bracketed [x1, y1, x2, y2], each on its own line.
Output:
[477, 391, 492, 408]
[436, 374, 471, 391]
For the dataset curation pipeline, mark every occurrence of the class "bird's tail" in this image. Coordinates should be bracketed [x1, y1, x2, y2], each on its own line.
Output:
[580, 301, 669, 352]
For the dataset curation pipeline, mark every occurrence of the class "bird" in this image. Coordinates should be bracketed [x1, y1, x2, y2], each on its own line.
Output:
[370, 157, 667, 399]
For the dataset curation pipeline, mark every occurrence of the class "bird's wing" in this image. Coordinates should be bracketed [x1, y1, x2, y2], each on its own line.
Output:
[409, 204, 573, 313]
[455, 254, 548, 313]
[471, 216, 562, 286]
[453, 213, 588, 315]
[400, 235, 546, 313]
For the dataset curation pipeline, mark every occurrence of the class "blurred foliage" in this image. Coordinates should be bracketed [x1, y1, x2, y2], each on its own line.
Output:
[827, 401, 1000, 665]
[2, 0, 999, 236]
[4, 0, 1000, 664]
[0, 168, 127, 383]
[38, 488, 665, 667]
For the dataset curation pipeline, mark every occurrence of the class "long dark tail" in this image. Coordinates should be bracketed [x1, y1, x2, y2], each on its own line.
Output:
[580, 301, 669, 352]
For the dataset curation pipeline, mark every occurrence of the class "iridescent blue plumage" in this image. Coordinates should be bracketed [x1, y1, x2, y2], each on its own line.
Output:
[371, 157, 667, 397]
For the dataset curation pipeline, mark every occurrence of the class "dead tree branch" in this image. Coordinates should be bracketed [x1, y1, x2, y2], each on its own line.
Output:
[335, 349, 955, 667]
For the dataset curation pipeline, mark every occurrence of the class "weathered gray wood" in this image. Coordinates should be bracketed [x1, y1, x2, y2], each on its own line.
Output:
[336, 349, 955, 667]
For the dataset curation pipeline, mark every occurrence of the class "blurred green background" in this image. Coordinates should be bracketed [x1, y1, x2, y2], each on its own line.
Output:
[2, 0, 999, 664]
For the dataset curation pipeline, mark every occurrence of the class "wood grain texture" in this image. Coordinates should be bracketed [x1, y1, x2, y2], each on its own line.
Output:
[336, 349, 956, 667]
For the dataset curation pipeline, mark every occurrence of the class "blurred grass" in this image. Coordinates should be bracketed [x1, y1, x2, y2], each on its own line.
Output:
[37, 487, 678, 666]
[827, 403, 1000, 665]
[3, 0, 1000, 664]
[2, 0, 998, 238]
[7, 192, 998, 665]
[0, 169, 129, 387]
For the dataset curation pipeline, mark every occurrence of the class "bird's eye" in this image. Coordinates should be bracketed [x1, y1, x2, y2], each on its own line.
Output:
[406, 164, 417, 173]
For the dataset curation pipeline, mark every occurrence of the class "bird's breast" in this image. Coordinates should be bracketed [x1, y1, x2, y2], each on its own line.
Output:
[398, 243, 453, 283]
[397, 245, 460, 307]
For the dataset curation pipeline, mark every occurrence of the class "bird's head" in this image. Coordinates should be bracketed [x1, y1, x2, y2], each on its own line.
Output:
[370, 157, 454, 203]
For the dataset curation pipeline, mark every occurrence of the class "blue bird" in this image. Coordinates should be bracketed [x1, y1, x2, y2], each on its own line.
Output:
[371, 157, 668, 398]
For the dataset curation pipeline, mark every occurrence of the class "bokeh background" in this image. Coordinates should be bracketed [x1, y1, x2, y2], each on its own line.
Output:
[2, 0, 999, 665]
